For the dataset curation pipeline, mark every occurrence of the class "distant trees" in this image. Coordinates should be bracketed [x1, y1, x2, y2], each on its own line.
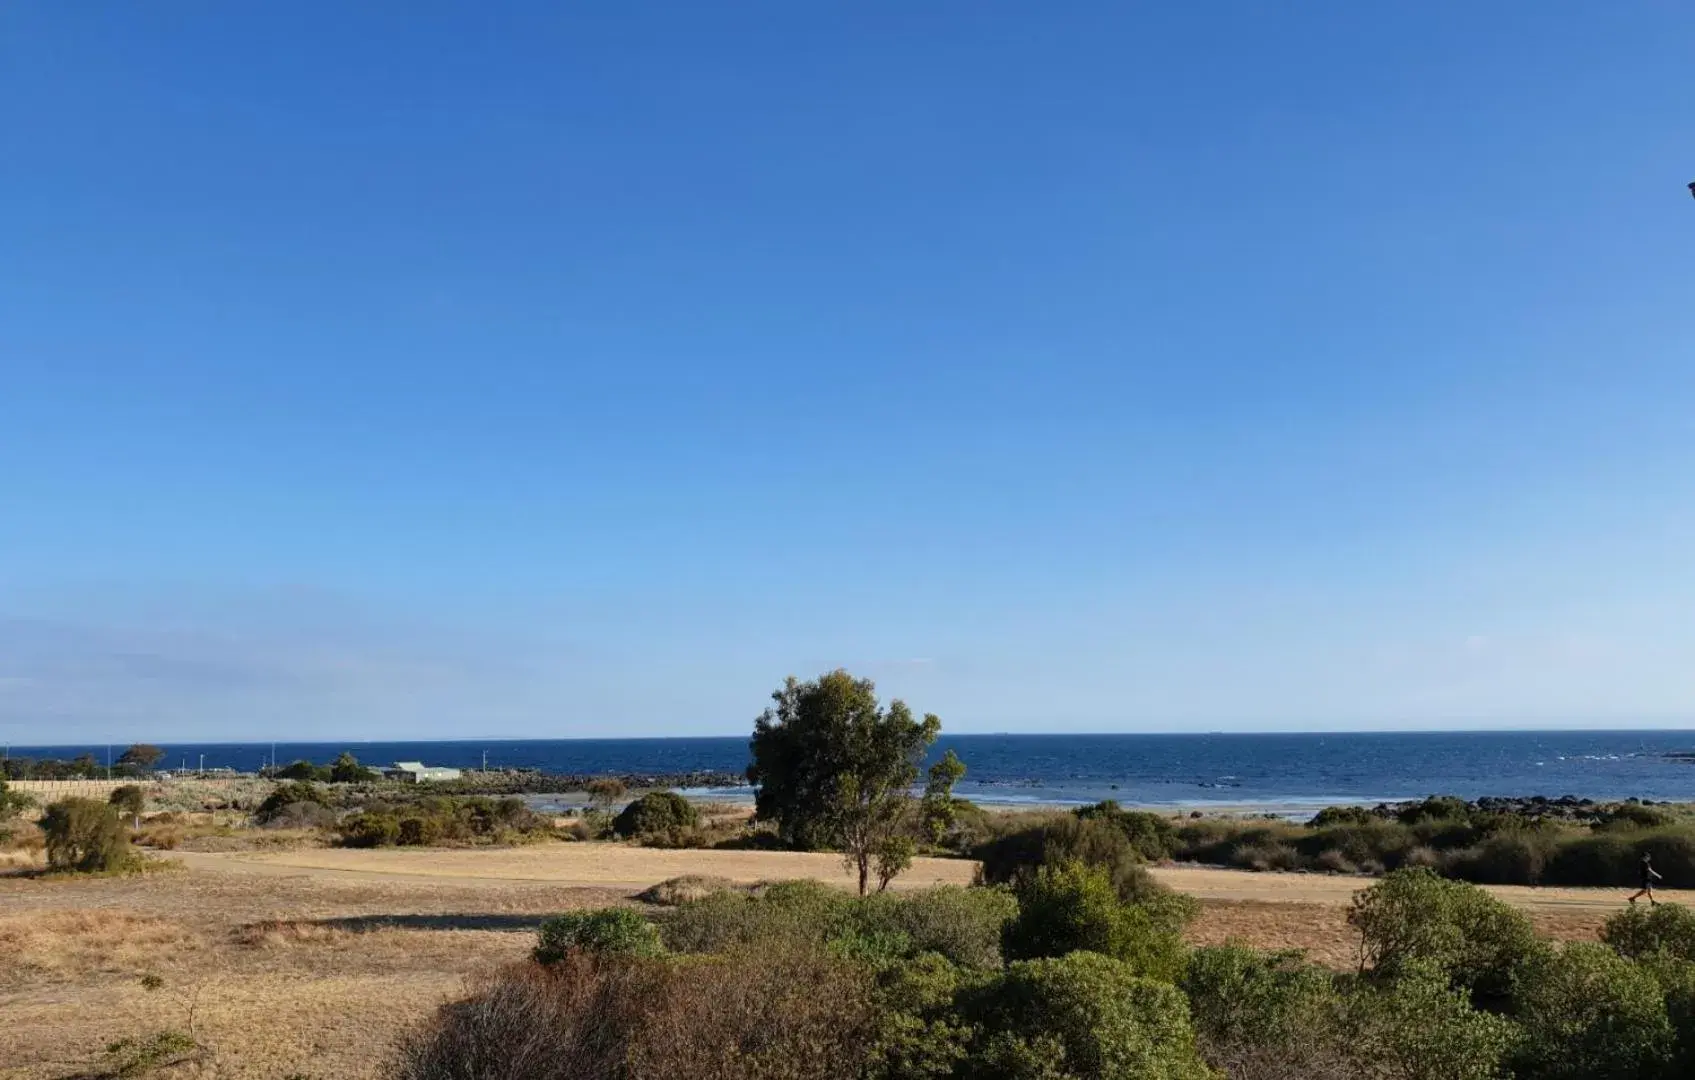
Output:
[117, 744, 165, 773]
[747, 669, 942, 895]
[274, 759, 331, 781]
[329, 751, 378, 783]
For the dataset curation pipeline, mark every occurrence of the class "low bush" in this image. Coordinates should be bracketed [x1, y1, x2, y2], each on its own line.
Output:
[613, 791, 699, 840]
[535, 909, 664, 962]
[1309, 805, 1376, 827]
[637, 875, 741, 905]
[255, 782, 332, 825]
[960, 950, 1213, 1079]
[1181, 944, 1339, 1057]
[1347, 960, 1519, 1080]
[333, 795, 551, 847]
[1234, 840, 1300, 872]
[338, 811, 402, 848]
[1510, 942, 1676, 1080]
[1295, 820, 1417, 872]
[398, 945, 878, 1080]
[40, 797, 134, 873]
[1442, 830, 1555, 886]
[1074, 801, 1179, 860]
[661, 880, 1014, 971]
[259, 800, 337, 830]
[1313, 848, 1359, 874]
[858, 886, 1019, 970]
[102, 1029, 202, 1077]
[0, 778, 35, 821]
[1595, 802, 1681, 831]
[1602, 903, 1695, 962]
[108, 784, 147, 822]
[1349, 867, 1543, 1007]
[1002, 862, 1189, 982]
[1540, 828, 1695, 889]
[661, 879, 854, 954]
[273, 759, 333, 782]
[977, 815, 1181, 910]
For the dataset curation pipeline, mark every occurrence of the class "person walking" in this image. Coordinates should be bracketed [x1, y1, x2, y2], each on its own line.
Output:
[1628, 852, 1662, 906]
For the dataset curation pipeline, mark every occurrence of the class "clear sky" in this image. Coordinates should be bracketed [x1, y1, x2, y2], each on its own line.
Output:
[2, 3, 1692, 743]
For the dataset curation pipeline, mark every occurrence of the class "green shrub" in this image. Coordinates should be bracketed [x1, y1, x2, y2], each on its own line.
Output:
[398, 815, 444, 846]
[857, 886, 1018, 970]
[255, 781, 331, 824]
[535, 908, 663, 962]
[1347, 960, 1519, 1080]
[1642, 956, 1695, 1076]
[1543, 832, 1636, 887]
[40, 798, 133, 872]
[977, 816, 1177, 907]
[1595, 803, 1680, 831]
[865, 951, 980, 1080]
[1181, 944, 1339, 1055]
[337, 811, 401, 848]
[102, 1030, 200, 1077]
[613, 791, 700, 839]
[1602, 903, 1695, 962]
[0, 778, 36, 820]
[1296, 820, 1417, 871]
[1395, 796, 1471, 826]
[261, 800, 337, 830]
[662, 880, 1015, 970]
[1002, 862, 1188, 982]
[1443, 830, 1554, 885]
[329, 751, 379, 783]
[661, 879, 854, 954]
[273, 759, 332, 781]
[1233, 839, 1300, 872]
[1074, 801, 1178, 860]
[1637, 830, 1695, 889]
[1348, 867, 1543, 1007]
[962, 951, 1213, 1080]
[108, 785, 147, 821]
[1510, 942, 1675, 1080]
[1309, 805, 1377, 828]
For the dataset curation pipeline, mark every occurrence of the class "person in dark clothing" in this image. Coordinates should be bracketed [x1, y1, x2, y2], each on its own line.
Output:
[1629, 852, 1662, 906]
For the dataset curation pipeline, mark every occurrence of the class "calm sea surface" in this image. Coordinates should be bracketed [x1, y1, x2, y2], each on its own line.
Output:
[10, 731, 1695, 811]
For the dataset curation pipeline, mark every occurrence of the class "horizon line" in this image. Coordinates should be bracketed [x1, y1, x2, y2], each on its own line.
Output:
[5, 724, 1695, 753]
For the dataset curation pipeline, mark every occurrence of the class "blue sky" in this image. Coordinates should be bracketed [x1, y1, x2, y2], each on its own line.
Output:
[2, 3, 1692, 742]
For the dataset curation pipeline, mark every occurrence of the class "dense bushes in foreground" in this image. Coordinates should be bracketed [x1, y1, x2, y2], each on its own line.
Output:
[400, 869, 1695, 1080]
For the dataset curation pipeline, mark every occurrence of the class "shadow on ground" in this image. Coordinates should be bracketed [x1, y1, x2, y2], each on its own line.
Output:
[302, 912, 555, 933]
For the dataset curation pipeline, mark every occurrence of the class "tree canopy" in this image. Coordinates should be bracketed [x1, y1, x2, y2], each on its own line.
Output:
[117, 744, 165, 771]
[747, 669, 942, 894]
[329, 751, 378, 783]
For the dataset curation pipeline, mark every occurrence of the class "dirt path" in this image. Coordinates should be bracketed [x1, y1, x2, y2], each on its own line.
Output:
[174, 846, 1691, 914]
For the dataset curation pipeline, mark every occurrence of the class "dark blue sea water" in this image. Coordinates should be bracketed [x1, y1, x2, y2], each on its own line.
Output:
[9, 731, 1695, 811]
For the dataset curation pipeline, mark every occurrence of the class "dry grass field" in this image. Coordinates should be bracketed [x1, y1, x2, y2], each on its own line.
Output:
[1, 844, 1678, 1079]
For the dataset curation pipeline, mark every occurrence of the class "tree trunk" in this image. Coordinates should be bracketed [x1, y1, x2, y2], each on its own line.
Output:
[857, 853, 869, 896]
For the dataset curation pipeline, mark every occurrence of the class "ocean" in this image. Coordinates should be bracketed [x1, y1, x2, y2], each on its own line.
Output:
[9, 730, 1695, 813]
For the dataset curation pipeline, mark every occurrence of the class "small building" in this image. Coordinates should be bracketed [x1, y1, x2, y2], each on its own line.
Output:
[386, 761, 463, 783]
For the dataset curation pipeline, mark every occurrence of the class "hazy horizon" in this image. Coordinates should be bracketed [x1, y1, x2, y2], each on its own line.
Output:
[5, 5, 1693, 744]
